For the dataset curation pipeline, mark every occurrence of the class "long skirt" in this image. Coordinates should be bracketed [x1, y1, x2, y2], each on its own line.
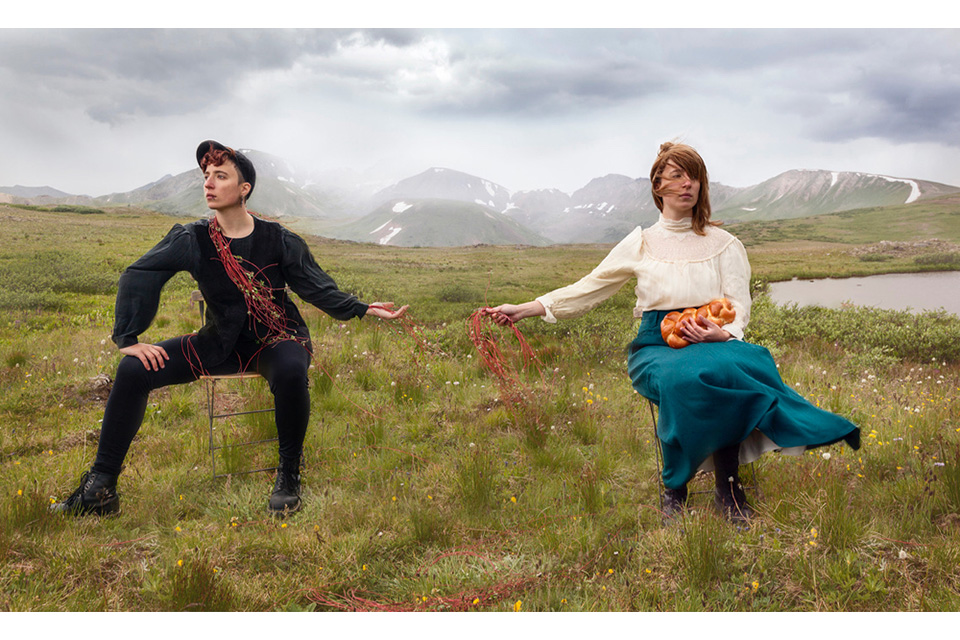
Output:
[628, 310, 860, 489]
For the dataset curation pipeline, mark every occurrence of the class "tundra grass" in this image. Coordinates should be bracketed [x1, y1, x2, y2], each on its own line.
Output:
[1, 204, 960, 612]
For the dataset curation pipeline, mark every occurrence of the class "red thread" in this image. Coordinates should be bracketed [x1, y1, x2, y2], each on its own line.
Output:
[467, 308, 541, 404]
[208, 216, 308, 353]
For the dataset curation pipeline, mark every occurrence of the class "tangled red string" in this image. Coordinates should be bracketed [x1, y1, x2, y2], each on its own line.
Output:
[209, 216, 302, 347]
[467, 308, 541, 404]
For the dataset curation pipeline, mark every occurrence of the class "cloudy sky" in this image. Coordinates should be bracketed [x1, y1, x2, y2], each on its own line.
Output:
[2, 12, 959, 197]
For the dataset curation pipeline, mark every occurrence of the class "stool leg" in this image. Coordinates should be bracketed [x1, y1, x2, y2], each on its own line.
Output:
[207, 378, 217, 479]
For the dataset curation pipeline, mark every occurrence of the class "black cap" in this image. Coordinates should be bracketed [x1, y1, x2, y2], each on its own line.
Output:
[196, 140, 257, 199]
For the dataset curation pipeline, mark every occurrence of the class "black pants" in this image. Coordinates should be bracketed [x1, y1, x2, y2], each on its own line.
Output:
[92, 335, 312, 476]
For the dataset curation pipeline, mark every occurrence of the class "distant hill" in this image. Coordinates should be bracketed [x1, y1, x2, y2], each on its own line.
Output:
[0, 185, 74, 198]
[8, 149, 959, 246]
[370, 168, 513, 213]
[95, 149, 342, 219]
[715, 170, 960, 222]
[327, 198, 551, 247]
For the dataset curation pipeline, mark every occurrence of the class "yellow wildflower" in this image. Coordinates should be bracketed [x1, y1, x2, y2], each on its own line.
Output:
[513, 600, 522, 612]
[177, 559, 183, 567]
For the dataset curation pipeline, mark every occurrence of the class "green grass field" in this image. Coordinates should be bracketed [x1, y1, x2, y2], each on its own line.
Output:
[2, 201, 959, 612]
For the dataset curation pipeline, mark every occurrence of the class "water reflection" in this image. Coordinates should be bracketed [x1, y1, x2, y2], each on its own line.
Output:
[767, 271, 960, 317]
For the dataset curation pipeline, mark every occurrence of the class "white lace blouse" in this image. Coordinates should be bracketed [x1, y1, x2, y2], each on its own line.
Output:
[536, 214, 752, 339]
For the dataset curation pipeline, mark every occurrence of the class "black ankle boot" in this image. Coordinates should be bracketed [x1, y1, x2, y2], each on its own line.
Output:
[51, 469, 120, 516]
[662, 485, 688, 524]
[714, 477, 754, 522]
[712, 443, 754, 522]
[268, 460, 301, 516]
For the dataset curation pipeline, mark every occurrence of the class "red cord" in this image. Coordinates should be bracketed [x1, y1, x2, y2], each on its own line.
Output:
[467, 308, 542, 404]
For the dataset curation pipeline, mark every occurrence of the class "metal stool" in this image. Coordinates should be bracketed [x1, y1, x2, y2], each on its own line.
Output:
[192, 291, 278, 478]
[201, 373, 278, 479]
[647, 400, 760, 511]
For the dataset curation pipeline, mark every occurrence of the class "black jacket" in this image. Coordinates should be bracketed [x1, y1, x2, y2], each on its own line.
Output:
[112, 216, 368, 366]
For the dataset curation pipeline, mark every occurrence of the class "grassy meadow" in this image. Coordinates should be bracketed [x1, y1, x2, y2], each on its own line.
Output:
[1, 200, 960, 612]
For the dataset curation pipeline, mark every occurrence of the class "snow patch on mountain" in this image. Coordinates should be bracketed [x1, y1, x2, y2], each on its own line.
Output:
[877, 176, 921, 204]
[376, 226, 403, 245]
[371, 219, 393, 234]
[393, 201, 413, 213]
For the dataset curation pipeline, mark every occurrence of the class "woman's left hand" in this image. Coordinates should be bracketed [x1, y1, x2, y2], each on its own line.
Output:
[679, 316, 731, 344]
[366, 302, 409, 320]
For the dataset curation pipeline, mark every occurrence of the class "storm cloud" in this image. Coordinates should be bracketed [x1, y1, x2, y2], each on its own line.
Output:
[1, 28, 959, 195]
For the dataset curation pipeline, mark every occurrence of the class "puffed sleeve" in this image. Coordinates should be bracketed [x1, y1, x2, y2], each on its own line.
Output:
[280, 228, 369, 321]
[112, 224, 200, 348]
[535, 226, 642, 323]
[718, 236, 752, 340]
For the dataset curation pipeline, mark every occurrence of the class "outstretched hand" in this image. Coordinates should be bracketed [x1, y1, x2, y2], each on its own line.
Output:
[366, 302, 409, 320]
[119, 343, 170, 371]
[482, 301, 545, 326]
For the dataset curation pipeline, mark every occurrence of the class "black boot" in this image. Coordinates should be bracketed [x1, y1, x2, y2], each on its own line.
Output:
[661, 484, 688, 525]
[268, 459, 301, 516]
[50, 469, 120, 516]
[713, 444, 754, 522]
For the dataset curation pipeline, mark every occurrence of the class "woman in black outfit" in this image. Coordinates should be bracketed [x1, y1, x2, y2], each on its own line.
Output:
[53, 140, 407, 516]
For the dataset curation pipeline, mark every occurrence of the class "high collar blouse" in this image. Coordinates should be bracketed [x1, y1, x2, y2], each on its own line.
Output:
[535, 214, 752, 339]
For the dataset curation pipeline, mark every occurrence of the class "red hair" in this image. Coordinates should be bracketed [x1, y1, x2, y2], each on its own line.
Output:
[199, 145, 238, 174]
[650, 142, 719, 235]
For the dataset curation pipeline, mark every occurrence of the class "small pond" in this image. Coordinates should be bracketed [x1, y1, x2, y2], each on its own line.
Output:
[767, 271, 960, 317]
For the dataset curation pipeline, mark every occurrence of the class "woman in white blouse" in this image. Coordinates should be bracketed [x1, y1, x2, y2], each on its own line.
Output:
[489, 142, 860, 523]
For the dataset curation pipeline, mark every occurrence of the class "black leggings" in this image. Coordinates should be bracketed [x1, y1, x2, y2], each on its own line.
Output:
[92, 335, 312, 476]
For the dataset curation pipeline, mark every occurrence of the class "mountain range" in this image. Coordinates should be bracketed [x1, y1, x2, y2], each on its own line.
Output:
[4, 148, 959, 247]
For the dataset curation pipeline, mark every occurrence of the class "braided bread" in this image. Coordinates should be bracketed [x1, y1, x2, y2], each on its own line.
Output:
[660, 298, 736, 349]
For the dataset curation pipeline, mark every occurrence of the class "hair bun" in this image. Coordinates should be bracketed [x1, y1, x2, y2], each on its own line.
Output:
[658, 142, 675, 156]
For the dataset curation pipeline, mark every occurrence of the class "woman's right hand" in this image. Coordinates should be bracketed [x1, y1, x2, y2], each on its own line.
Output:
[484, 301, 545, 326]
[120, 343, 170, 371]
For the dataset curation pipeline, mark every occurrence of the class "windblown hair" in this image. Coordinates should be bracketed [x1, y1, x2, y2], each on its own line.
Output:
[650, 142, 719, 235]
[199, 144, 248, 184]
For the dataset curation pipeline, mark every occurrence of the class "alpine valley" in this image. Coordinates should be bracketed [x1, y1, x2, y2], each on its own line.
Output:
[3, 148, 959, 247]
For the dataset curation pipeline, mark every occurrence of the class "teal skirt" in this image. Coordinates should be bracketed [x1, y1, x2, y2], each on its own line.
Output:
[628, 310, 860, 489]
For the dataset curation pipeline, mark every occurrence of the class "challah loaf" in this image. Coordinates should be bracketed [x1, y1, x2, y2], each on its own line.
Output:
[660, 298, 736, 349]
